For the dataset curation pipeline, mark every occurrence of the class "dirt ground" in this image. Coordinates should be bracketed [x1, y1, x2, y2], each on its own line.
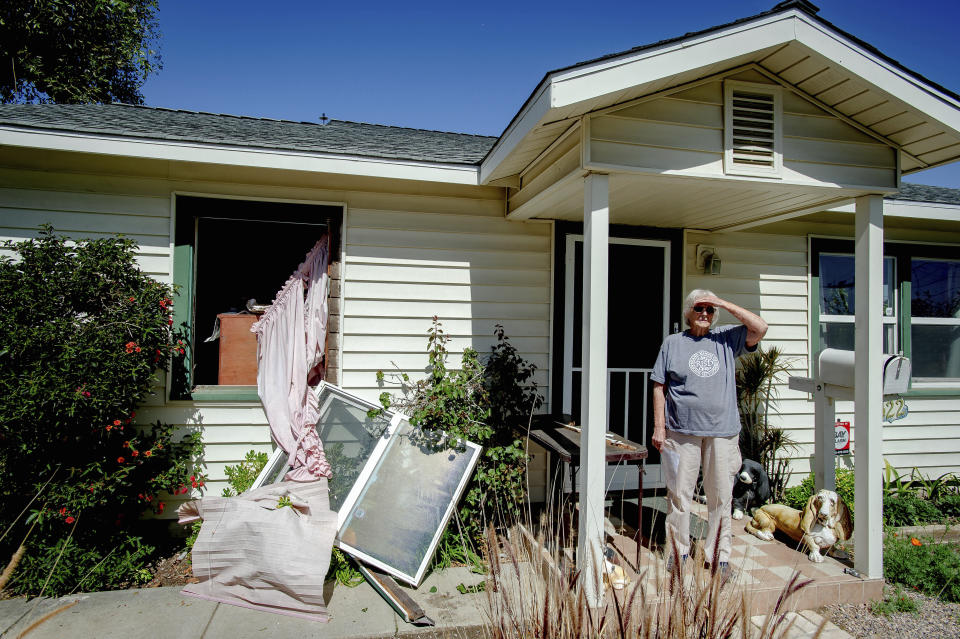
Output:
[143, 549, 197, 588]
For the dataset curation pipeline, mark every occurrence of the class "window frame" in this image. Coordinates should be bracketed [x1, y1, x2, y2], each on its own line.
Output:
[810, 236, 960, 395]
[169, 193, 344, 402]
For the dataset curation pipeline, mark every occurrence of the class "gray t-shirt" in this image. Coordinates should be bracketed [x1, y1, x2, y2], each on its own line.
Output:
[650, 324, 756, 437]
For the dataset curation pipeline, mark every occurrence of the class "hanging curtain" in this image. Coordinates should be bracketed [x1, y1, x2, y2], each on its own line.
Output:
[178, 235, 337, 620]
[251, 235, 332, 481]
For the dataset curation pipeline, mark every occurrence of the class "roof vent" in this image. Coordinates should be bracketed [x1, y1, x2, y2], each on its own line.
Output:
[724, 81, 782, 178]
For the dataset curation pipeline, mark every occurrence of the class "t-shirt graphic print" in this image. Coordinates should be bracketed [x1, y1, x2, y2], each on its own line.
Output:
[688, 350, 720, 378]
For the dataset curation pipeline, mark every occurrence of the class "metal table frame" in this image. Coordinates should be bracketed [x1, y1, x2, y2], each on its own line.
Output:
[527, 421, 648, 561]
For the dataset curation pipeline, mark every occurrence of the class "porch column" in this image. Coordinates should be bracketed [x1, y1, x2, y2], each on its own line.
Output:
[854, 194, 884, 579]
[579, 172, 609, 606]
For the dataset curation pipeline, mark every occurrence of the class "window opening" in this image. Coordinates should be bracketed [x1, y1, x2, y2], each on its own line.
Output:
[173, 196, 340, 393]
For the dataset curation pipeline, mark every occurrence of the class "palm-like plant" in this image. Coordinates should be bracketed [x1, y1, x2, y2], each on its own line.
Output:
[736, 346, 795, 502]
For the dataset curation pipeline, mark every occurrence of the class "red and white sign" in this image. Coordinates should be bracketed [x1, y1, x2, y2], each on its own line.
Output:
[835, 420, 851, 456]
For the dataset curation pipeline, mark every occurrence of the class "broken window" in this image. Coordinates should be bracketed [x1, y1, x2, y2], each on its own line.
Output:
[253, 382, 482, 586]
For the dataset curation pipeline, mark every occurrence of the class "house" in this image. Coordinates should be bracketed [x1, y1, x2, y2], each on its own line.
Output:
[2, 0, 959, 593]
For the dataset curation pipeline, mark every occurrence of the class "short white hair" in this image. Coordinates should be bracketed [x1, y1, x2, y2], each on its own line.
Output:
[683, 288, 718, 328]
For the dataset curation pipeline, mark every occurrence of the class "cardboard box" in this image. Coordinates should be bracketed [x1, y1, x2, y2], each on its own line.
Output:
[218, 313, 259, 385]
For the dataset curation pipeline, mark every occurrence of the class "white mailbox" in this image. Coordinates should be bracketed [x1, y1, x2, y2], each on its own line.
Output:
[819, 348, 911, 396]
[788, 348, 911, 494]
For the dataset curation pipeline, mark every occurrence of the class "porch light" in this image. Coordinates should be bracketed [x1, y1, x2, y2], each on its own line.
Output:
[696, 245, 721, 275]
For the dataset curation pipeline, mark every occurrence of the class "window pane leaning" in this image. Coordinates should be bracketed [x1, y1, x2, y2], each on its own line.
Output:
[911, 258, 960, 380]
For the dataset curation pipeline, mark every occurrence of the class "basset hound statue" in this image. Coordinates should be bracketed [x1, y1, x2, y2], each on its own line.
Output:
[744, 489, 853, 562]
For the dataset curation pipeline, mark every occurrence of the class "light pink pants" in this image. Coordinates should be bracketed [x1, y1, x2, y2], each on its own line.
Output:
[662, 430, 741, 564]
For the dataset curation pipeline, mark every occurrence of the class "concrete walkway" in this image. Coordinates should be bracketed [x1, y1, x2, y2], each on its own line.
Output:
[0, 566, 489, 639]
[0, 573, 855, 639]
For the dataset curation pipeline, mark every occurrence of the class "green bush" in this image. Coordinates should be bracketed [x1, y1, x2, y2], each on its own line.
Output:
[782, 467, 855, 517]
[884, 534, 960, 603]
[0, 228, 205, 595]
[936, 494, 960, 519]
[375, 318, 542, 545]
[221, 450, 270, 497]
[883, 494, 944, 527]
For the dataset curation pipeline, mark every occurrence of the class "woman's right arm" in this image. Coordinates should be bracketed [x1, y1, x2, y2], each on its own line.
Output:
[652, 382, 666, 451]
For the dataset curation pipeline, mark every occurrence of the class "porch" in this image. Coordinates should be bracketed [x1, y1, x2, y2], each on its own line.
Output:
[602, 498, 882, 615]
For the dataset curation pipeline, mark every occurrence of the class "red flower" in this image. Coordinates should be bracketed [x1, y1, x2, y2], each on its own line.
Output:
[132, 450, 139, 457]
[145, 495, 152, 502]
[911, 537, 922, 546]
[198, 481, 205, 488]
[59, 507, 67, 516]
[125, 341, 136, 354]
[65, 516, 75, 524]
[113, 419, 121, 426]
[89, 485, 95, 493]
[84, 391, 91, 397]
[143, 450, 152, 457]
[117, 456, 125, 463]
[129, 296, 135, 302]
[135, 346, 141, 352]
[105, 425, 112, 432]
[168, 317, 173, 326]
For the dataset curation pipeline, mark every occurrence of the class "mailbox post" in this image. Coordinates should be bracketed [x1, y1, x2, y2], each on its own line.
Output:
[789, 349, 910, 492]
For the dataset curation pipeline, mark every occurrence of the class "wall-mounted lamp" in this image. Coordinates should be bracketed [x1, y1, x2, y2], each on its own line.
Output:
[696, 245, 722, 275]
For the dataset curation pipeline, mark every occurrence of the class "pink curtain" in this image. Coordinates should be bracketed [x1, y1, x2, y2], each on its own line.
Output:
[179, 480, 336, 621]
[251, 236, 332, 481]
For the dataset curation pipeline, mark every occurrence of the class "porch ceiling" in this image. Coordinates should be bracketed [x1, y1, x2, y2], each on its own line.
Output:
[511, 171, 865, 232]
[481, 4, 960, 186]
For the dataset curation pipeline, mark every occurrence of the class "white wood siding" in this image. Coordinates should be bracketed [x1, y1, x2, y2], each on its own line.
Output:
[342, 207, 552, 404]
[686, 225, 960, 482]
[587, 71, 896, 189]
[0, 165, 552, 510]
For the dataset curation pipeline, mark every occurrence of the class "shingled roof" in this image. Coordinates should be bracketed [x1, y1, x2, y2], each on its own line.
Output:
[0, 103, 497, 165]
[889, 183, 960, 206]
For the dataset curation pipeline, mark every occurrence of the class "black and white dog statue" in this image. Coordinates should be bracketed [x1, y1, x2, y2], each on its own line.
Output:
[731, 459, 771, 520]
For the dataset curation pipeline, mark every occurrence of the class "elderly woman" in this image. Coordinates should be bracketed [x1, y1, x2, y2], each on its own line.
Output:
[651, 289, 767, 574]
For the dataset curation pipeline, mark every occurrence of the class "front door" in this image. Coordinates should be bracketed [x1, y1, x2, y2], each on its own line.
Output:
[562, 235, 671, 490]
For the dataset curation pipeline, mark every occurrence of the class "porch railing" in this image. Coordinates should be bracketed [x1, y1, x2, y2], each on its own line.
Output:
[567, 367, 654, 446]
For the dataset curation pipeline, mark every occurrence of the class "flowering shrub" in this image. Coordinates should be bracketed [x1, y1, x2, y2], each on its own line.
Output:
[0, 227, 206, 595]
[375, 319, 542, 545]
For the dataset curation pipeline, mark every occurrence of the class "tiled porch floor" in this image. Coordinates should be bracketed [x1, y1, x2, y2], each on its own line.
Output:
[603, 498, 882, 616]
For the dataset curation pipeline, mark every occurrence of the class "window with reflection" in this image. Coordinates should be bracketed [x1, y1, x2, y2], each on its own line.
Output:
[813, 239, 960, 386]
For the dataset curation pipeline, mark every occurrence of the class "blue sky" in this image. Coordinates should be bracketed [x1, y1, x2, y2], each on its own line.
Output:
[143, 0, 960, 187]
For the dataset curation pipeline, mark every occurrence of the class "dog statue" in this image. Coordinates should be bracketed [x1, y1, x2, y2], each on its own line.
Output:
[745, 489, 853, 562]
[731, 459, 771, 520]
